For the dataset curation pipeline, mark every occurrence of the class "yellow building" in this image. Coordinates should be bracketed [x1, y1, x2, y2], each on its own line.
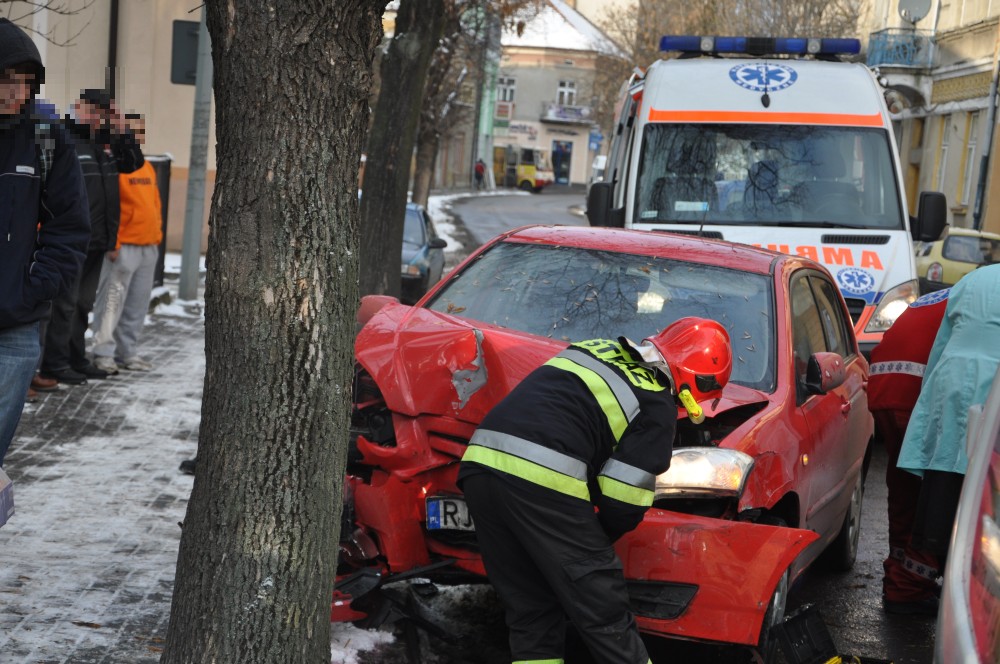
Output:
[866, 0, 1000, 233]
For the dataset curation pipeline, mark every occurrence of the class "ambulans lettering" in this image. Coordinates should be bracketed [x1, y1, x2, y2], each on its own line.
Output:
[753, 244, 885, 271]
[729, 63, 797, 92]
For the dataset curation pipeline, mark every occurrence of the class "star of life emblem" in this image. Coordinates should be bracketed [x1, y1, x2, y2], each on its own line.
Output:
[729, 63, 798, 92]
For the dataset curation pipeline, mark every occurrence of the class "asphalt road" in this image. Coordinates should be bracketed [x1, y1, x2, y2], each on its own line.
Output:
[437, 187, 938, 663]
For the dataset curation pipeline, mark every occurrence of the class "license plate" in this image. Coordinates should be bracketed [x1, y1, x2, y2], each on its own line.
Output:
[426, 495, 475, 531]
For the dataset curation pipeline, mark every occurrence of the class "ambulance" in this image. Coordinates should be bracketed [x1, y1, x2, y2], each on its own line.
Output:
[587, 36, 947, 353]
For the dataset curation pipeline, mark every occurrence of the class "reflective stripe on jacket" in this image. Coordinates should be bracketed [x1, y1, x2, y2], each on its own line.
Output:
[459, 339, 675, 537]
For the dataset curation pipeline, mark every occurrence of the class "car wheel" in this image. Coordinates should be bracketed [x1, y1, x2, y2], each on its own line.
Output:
[519, 180, 534, 192]
[822, 467, 865, 572]
[755, 566, 790, 663]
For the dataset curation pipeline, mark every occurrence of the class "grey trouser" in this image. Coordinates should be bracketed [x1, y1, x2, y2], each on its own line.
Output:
[90, 244, 159, 362]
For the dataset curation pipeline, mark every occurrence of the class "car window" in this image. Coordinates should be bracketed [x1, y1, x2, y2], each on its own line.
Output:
[790, 274, 826, 387]
[425, 242, 776, 391]
[403, 209, 426, 246]
[943, 235, 1000, 265]
[809, 276, 853, 358]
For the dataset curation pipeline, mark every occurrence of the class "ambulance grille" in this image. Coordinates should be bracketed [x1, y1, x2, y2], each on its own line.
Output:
[821, 234, 890, 245]
[844, 298, 866, 324]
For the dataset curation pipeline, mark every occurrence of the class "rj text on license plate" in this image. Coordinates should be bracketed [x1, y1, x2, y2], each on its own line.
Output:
[426, 496, 476, 531]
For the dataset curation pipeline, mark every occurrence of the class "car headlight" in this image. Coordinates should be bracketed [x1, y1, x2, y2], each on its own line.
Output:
[402, 264, 422, 277]
[865, 279, 919, 334]
[927, 262, 943, 282]
[655, 448, 754, 498]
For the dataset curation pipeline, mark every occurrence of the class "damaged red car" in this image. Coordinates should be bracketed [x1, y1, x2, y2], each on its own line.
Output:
[337, 225, 873, 655]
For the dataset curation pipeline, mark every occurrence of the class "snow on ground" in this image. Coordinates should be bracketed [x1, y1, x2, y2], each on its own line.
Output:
[0, 193, 498, 664]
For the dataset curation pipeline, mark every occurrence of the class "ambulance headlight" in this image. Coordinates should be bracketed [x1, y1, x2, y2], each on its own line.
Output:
[866, 279, 920, 333]
[655, 448, 754, 498]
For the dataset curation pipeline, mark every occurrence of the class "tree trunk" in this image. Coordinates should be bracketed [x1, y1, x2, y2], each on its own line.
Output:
[160, 3, 382, 663]
[358, 0, 446, 298]
[411, 128, 440, 207]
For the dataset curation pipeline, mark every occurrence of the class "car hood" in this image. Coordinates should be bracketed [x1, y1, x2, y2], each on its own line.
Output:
[355, 302, 770, 425]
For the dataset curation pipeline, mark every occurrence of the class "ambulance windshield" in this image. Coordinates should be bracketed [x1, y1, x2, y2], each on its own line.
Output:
[635, 124, 904, 230]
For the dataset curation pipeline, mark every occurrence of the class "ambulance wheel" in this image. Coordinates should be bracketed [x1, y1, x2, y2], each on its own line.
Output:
[755, 567, 790, 663]
[823, 468, 865, 571]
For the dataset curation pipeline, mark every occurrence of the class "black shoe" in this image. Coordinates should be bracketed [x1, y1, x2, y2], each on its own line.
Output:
[179, 458, 197, 475]
[883, 595, 939, 616]
[39, 368, 88, 385]
[74, 363, 110, 379]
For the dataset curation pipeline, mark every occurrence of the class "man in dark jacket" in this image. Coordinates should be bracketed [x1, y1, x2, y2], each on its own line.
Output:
[40, 88, 144, 384]
[0, 18, 90, 466]
[459, 318, 732, 664]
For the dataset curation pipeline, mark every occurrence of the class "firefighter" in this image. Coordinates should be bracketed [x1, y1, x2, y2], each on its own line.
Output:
[458, 317, 732, 664]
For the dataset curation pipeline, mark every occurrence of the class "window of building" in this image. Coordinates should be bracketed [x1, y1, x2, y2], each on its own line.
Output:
[557, 80, 576, 106]
[497, 76, 516, 103]
[962, 111, 980, 205]
[936, 114, 951, 193]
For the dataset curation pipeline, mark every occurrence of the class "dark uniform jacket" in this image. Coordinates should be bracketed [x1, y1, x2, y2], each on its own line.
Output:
[0, 19, 90, 329]
[459, 338, 677, 541]
[65, 120, 144, 252]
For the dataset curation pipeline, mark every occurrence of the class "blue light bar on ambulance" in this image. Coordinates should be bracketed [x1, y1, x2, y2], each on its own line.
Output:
[659, 35, 861, 57]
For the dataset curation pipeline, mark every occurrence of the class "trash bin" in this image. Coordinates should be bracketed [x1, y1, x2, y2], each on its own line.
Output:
[145, 155, 172, 287]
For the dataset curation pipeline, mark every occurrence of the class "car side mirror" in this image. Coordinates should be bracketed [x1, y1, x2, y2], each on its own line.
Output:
[911, 191, 947, 242]
[429, 238, 447, 249]
[357, 294, 399, 325]
[586, 181, 613, 227]
[804, 352, 846, 395]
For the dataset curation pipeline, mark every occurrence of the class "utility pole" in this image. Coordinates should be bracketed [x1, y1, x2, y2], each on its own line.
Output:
[973, 17, 1000, 230]
[179, 6, 213, 300]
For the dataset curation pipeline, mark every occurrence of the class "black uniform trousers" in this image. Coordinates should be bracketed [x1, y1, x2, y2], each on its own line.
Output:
[463, 472, 650, 664]
[42, 248, 104, 372]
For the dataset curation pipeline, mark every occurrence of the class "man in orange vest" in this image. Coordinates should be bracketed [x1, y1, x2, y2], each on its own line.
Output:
[868, 288, 950, 616]
[90, 113, 163, 373]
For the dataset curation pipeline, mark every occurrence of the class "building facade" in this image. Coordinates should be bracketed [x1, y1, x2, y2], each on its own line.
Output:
[866, 0, 1000, 233]
[490, 0, 621, 187]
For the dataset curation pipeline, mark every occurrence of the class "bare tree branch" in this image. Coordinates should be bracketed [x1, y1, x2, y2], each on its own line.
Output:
[1, 0, 97, 46]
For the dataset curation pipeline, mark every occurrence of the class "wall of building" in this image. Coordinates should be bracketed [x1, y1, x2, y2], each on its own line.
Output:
[494, 47, 601, 186]
[16, 0, 216, 253]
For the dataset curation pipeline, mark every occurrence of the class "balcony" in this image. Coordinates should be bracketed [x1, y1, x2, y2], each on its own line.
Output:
[541, 102, 593, 124]
[867, 28, 935, 69]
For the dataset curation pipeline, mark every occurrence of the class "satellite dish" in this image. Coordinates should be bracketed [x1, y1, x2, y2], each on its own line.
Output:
[899, 0, 931, 23]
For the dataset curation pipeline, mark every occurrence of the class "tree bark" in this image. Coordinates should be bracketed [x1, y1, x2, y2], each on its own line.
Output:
[160, 2, 382, 663]
[358, 0, 446, 298]
[411, 126, 439, 207]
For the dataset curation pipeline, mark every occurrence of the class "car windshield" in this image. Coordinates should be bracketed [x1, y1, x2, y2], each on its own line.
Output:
[943, 235, 1000, 265]
[403, 209, 425, 247]
[426, 242, 775, 391]
[634, 124, 904, 230]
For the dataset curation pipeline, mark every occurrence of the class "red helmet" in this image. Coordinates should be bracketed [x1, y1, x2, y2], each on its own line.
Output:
[646, 317, 732, 406]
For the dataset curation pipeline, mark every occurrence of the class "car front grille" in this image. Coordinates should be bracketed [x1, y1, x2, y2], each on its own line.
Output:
[843, 297, 866, 324]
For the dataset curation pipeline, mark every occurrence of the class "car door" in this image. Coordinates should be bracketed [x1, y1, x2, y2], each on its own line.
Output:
[424, 210, 445, 285]
[789, 270, 866, 541]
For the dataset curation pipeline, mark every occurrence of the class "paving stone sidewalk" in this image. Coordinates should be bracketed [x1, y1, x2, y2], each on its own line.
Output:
[0, 309, 205, 664]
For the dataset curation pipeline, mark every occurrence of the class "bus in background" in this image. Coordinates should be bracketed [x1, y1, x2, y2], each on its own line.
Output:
[493, 144, 555, 193]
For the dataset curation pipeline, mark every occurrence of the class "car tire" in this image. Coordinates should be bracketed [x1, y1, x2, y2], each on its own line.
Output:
[822, 466, 865, 572]
[519, 180, 534, 192]
[755, 565, 790, 663]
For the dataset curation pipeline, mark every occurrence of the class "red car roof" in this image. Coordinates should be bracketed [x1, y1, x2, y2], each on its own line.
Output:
[500, 225, 780, 275]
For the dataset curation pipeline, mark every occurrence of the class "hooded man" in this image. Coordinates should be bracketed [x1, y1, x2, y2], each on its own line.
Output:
[0, 18, 90, 466]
